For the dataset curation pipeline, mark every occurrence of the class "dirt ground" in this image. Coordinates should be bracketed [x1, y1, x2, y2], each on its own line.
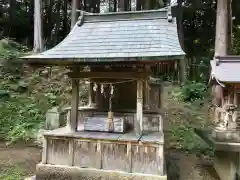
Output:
[0, 142, 219, 180]
[166, 151, 219, 180]
[0, 142, 41, 177]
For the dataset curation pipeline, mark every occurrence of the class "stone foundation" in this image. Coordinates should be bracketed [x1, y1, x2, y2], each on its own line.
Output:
[36, 164, 167, 180]
[212, 128, 240, 142]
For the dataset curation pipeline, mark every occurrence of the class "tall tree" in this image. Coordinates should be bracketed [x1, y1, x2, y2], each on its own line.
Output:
[71, 0, 79, 29]
[33, 0, 43, 53]
[212, 0, 232, 107]
[8, 0, 16, 36]
[177, 0, 184, 50]
[214, 0, 231, 57]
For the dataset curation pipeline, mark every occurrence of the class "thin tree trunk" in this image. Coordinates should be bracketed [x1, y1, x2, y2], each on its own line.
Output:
[118, 0, 128, 11]
[177, 0, 184, 51]
[53, 1, 61, 46]
[7, 0, 16, 36]
[46, 0, 54, 47]
[63, 0, 69, 36]
[177, 0, 186, 83]
[71, 0, 78, 29]
[214, 0, 230, 57]
[33, 0, 43, 53]
[227, 0, 233, 54]
[213, 0, 232, 112]
[136, 0, 142, 10]
[114, 0, 117, 11]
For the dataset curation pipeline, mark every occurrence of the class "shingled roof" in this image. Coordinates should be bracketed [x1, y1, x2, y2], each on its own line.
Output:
[211, 56, 240, 83]
[23, 8, 185, 65]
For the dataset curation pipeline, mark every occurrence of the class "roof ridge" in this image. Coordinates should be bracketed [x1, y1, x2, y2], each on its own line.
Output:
[77, 8, 168, 25]
[82, 8, 168, 16]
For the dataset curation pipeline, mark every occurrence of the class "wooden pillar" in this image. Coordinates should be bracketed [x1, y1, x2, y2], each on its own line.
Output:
[68, 78, 79, 132]
[71, 0, 78, 29]
[135, 80, 143, 136]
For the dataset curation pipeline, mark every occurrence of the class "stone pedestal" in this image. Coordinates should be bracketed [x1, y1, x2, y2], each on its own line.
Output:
[212, 128, 240, 180]
[214, 151, 239, 180]
[212, 128, 240, 143]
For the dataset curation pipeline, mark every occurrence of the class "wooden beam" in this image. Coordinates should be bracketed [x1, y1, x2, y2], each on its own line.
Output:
[68, 77, 80, 132]
[135, 80, 143, 136]
[68, 72, 150, 79]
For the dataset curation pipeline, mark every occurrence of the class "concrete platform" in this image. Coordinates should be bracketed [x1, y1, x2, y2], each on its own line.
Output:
[36, 163, 167, 180]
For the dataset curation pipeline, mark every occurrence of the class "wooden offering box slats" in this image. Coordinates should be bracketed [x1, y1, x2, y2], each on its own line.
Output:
[76, 110, 163, 133]
[84, 117, 126, 133]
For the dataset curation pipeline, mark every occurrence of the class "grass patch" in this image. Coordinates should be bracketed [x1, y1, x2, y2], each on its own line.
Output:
[0, 166, 25, 180]
[166, 125, 213, 155]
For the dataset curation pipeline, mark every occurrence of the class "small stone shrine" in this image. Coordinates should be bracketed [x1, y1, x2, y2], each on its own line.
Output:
[210, 56, 240, 180]
[22, 8, 185, 180]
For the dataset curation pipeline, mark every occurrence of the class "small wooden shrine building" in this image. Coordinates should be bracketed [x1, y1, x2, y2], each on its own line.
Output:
[23, 8, 184, 180]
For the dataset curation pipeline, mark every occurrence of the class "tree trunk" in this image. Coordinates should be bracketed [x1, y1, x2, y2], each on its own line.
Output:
[177, 0, 184, 51]
[227, 0, 233, 54]
[213, 0, 232, 103]
[214, 0, 230, 57]
[63, 0, 69, 36]
[118, 0, 129, 11]
[213, 0, 232, 127]
[136, 0, 142, 10]
[33, 0, 43, 53]
[71, 0, 78, 29]
[46, 0, 54, 48]
[8, 0, 16, 36]
[53, 1, 61, 46]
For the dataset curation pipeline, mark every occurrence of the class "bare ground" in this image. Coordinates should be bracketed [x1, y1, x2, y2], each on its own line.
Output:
[0, 142, 41, 178]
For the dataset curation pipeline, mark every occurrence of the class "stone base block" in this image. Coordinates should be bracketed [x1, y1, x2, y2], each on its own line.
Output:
[212, 128, 240, 142]
[36, 163, 167, 180]
[214, 151, 239, 180]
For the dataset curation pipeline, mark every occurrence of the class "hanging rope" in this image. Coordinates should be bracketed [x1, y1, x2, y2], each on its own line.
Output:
[108, 84, 114, 132]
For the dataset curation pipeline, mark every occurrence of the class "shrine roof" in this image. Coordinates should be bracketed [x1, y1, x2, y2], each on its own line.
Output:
[211, 56, 240, 83]
[22, 8, 185, 65]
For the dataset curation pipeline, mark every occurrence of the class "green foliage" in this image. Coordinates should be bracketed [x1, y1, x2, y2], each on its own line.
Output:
[167, 125, 213, 155]
[0, 39, 49, 143]
[0, 96, 46, 143]
[172, 81, 207, 102]
[233, 25, 240, 55]
[0, 166, 25, 180]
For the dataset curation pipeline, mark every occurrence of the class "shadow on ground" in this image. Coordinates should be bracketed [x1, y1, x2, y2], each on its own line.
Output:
[166, 151, 220, 180]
